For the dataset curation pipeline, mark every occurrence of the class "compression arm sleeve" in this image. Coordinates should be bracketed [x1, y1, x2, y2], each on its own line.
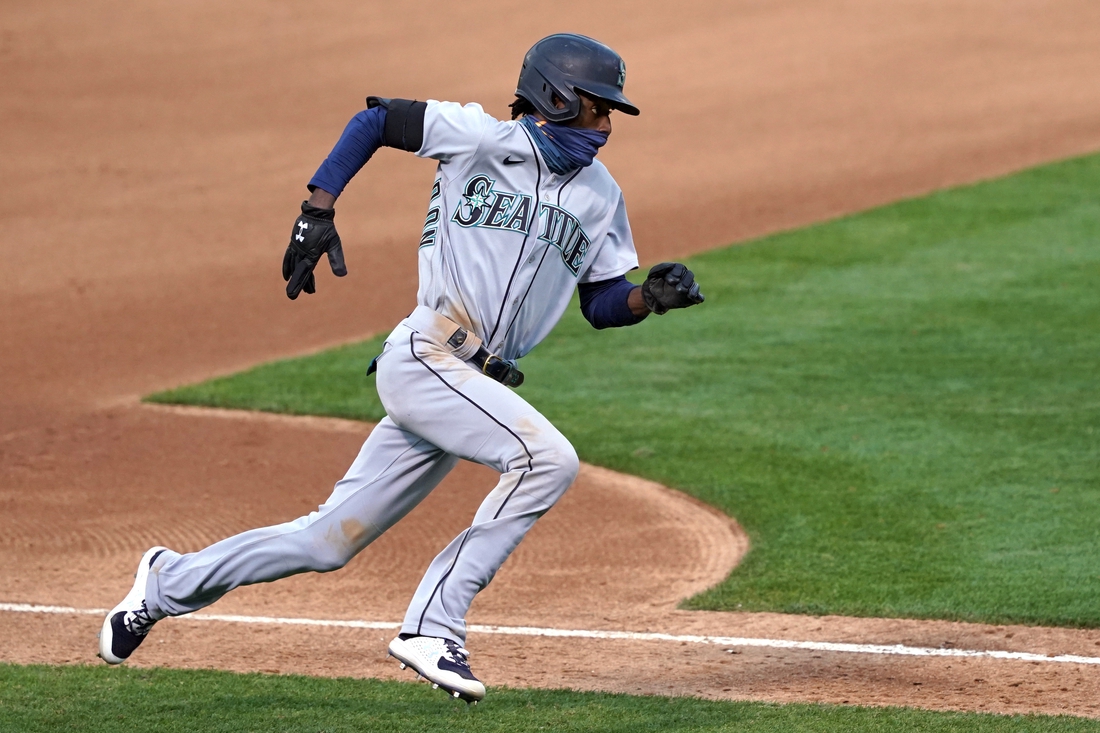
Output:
[578, 275, 647, 329]
[308, 106, 388, 197]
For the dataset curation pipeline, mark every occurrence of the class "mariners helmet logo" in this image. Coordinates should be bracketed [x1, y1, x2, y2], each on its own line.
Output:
[617, 60, 626, 89]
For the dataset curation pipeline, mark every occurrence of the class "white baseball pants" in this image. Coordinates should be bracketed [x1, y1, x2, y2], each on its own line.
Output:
[145, 307, 579, 644]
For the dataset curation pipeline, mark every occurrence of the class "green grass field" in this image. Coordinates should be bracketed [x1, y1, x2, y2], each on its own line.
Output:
[3, 664, 1096, 733]
[149, 153, 1100, 628]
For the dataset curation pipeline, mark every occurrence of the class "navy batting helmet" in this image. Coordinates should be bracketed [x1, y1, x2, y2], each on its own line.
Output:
[515, 34, 640, 123]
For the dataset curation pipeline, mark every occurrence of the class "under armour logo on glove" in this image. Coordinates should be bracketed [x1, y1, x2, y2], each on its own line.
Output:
[282, 201, 347, 300]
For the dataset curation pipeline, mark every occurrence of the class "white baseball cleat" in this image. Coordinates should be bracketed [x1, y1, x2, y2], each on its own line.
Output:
[388, 635, 486, 703]
[97, 546, 168, 665]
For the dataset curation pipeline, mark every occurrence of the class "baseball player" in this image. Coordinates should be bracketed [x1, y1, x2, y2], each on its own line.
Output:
[98, 33, 703, 703]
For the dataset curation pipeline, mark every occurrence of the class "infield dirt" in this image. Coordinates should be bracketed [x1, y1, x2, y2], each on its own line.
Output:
[3, 0, 1100, 718]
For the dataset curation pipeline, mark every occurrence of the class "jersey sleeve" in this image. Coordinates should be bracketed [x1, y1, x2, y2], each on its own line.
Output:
[578, 192, 640, 284]
[415, 100, 493, 168]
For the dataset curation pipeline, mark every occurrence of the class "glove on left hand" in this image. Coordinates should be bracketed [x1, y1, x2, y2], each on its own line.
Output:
[641, 262, 705, 315]
[282, 201, 347, 300]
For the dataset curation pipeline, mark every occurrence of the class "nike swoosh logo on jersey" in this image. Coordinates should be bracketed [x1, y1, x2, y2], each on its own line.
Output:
[502, 156, 525, 165]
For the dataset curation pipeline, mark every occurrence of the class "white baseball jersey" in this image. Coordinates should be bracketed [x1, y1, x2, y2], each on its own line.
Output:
[413, 100, 639, 361]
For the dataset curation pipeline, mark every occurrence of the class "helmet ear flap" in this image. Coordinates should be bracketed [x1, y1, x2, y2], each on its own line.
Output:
[519, 63, 580, 123]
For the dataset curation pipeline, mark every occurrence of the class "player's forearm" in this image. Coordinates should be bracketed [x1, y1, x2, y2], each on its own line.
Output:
[578, 276, 648, 329]
[305, 99, 428, 207]
[307, 106, 388, 202]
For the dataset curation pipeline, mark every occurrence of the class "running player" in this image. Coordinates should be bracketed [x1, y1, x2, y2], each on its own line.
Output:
[99, 33, 704, 703]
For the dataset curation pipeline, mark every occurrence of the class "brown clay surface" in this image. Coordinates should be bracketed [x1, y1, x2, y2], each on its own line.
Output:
[3, 0, 1100, 719]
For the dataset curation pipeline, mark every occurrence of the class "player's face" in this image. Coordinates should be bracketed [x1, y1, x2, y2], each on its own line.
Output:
[568, 95, 613, 135]
[548, 93, 613, 135]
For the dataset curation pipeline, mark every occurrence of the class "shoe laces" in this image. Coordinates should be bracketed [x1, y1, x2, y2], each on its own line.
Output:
[124, 601, 157, 637]
[442, 639, 471, 669]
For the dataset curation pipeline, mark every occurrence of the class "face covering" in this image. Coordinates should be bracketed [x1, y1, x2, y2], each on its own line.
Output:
[520, 115, 609, 175]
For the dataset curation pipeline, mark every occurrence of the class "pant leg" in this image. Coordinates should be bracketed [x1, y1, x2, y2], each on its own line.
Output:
[145, 417, 458, 618]
[377, 327, 580, 644]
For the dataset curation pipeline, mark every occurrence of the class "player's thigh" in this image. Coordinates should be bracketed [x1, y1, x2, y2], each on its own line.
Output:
[327, 416, 458, 510]
[377, 329, 573, 476]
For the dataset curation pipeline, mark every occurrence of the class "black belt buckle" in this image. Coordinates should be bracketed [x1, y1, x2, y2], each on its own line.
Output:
[481, 352, 524, 388]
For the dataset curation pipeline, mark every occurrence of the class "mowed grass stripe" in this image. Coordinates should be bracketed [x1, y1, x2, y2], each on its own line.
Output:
[150, 153, 1100, 628]
[3, 665, 1098, 733]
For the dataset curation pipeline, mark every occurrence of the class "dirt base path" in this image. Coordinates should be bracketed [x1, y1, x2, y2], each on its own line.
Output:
[3, 0, 1100, 720]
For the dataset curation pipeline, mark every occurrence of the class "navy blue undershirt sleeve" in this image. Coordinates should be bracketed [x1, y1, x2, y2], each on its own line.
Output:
[578, 275, 647, 329]
[308, 106, 387, 197]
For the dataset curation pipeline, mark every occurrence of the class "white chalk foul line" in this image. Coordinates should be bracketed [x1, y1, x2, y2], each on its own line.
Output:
[3, 602, 1098, 666]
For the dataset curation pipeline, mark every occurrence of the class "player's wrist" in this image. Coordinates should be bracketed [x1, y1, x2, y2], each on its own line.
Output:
[300, 200, 336, 221]
[627, 286, 649, 317]
[307, 187, 337, 210]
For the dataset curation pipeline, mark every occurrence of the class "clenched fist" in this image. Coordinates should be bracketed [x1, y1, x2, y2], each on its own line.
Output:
[282, 201, 347, 300]
[640, 262, 705, 315]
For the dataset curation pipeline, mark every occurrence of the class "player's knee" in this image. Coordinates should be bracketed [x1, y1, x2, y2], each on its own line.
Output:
[535, 432, 579, 489]
[560, 441, 580, 485]
[302, 520, 368, 573]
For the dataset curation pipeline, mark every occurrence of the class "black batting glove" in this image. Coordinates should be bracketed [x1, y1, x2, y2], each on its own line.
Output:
[641, 262, 705, 315]
[282, 201, 347, 300]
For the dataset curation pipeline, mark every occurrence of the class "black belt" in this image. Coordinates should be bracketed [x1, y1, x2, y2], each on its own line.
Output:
[366, 331, 524, 388]
[448, 327, 524, 388]
[472, 345, 524, 388]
